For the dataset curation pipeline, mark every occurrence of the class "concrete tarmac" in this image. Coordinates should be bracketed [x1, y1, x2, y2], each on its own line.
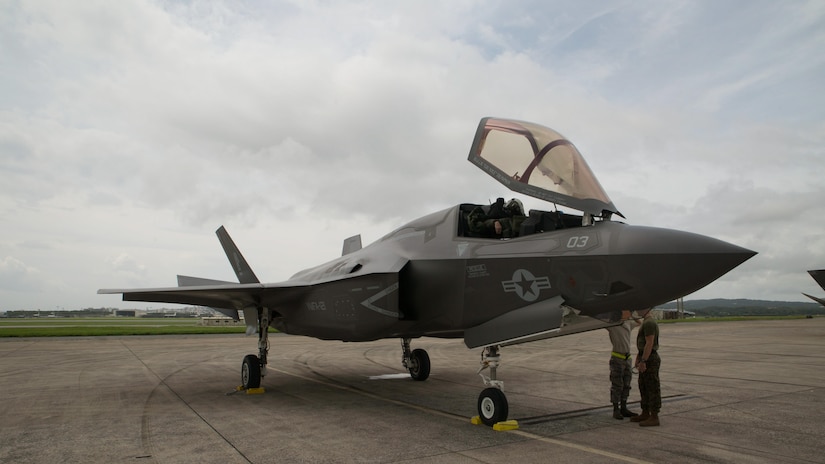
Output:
[1, 318, 824, 463]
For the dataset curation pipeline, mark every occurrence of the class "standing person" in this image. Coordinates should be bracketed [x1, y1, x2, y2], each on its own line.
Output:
[606, 310, 638, 420]
[631, 309, 661, 426]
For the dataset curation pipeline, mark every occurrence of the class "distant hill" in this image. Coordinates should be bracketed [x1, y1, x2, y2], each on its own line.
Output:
[659, 299, 825, 317]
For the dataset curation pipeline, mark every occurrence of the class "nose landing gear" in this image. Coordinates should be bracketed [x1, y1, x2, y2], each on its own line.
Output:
[476, 345, 509, 426]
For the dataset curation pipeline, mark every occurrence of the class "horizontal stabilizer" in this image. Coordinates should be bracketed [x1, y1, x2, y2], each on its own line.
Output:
[178, 275, 241, 320]
[178, 275, 258, 328]
[177, 275, 235, 286]
[803, 292, 825, 307]
[464, 296, 565, 349]
[342, 234, 362, 256]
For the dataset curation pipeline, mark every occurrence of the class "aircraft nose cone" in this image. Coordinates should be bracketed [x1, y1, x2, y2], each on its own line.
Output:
[623, 225, 755, 301]
[584, 225, 756, 312]
[618, 225, 756, 264]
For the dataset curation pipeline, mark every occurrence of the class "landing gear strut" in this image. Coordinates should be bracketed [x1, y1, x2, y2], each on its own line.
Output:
[241, 307, 270, 390]
[401, 338, 430, 381]
[477, 345, 508, 426]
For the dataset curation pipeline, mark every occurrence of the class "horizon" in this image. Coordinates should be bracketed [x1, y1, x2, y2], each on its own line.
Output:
[3, 296, 823, 314]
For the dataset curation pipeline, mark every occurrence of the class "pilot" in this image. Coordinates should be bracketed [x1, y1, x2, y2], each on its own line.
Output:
[505, 198, 527, 232]
[468, 198, 526, 239]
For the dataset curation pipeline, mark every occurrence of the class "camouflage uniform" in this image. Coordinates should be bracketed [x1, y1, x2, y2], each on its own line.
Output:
[467, 198, 526, 239]
[467, 206, 514, 238]
[636, 317, 661, 414]
[607, 321, 634, 404]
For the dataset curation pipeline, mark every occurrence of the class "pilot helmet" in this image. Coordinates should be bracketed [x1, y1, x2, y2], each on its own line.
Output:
[505, 198, 524, 216]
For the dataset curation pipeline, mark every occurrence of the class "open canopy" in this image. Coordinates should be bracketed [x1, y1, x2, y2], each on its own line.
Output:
[468, 117, 621, 218]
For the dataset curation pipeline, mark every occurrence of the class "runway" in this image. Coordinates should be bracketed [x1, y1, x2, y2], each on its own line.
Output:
[1, 319, 824, 463]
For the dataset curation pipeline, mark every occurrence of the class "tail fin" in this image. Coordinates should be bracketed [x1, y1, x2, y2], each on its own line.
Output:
[216, 226, 260, 284]
[342, 234, 362, 256]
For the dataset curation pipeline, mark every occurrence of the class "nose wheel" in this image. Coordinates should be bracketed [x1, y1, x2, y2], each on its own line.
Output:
[476, 345, 510, 426]
[478, 387, 509, 426]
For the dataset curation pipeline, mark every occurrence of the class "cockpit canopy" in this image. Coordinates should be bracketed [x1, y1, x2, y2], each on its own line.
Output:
[468, 117, 621, 218]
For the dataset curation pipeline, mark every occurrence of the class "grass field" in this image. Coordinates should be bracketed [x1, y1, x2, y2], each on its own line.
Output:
[0, 317, 248, 337]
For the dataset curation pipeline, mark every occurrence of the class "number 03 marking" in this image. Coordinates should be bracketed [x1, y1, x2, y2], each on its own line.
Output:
[567, 236, 590, 248]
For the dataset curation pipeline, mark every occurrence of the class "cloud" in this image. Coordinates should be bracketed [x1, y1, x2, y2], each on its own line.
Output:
[0, 256, 46, 292]
[0, 1, 823, 310]
[107, 253, 146, 277]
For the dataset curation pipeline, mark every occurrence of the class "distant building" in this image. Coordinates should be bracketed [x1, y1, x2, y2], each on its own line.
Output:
[115, 310, 136, 317]
[200, 317, 243, 327]
[652, 308, 695, 320]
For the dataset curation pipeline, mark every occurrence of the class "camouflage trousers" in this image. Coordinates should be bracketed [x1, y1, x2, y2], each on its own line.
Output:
[638, 351, 661, 414]
[609, 356, 633, 403]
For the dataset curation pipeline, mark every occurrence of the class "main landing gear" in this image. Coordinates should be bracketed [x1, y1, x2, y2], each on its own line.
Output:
[239, 322, 510, 426]
[240, 307, 270, 390]
[401, 338, 430, 381]
[477, 345, 509, 426]
[402, 340, 510, 427]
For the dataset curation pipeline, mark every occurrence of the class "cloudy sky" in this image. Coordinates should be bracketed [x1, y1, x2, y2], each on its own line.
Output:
[2, 0, 824, 311]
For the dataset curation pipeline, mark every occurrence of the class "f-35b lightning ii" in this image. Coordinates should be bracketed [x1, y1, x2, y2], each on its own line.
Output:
[100, 117, 755, 426]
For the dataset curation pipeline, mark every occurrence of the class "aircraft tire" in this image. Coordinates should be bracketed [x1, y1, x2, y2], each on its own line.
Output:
[242, 354, 261, 389]
[409, 348, 430, 381]
[477, 387, 508, 426]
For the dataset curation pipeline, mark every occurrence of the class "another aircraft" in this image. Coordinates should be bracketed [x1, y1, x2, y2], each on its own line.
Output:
[803, 269, 825, 306]
[99, 117, 755, 426]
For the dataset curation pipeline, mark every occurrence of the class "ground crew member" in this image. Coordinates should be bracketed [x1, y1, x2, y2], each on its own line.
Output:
[606, 310, 639, 419]
[631, 308, 661, 426]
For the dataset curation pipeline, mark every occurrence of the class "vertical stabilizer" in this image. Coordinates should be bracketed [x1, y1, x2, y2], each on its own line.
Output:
[342, 234, 362, 256]
[216, 226, 260, 284]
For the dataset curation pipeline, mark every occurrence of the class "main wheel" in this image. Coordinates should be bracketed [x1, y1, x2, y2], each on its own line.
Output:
[241, 354, 261, 389]
[477, 387, 508, 426]
[408, 348, 430, 381]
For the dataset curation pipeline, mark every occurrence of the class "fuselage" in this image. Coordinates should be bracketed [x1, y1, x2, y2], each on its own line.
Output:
[270, 204, 755, 341]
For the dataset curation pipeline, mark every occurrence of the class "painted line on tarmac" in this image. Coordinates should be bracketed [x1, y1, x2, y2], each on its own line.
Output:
[510, 430, 654, 464]
[518, 394, 691, 425]
[271, 367, 655, 463]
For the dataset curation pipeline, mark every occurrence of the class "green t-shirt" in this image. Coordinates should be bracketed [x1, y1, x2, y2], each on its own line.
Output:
[636, 318, 659, 353]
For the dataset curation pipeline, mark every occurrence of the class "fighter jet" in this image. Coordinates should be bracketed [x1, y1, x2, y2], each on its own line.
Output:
[803, 269, 825, 306]
[99, 117, 755, 426]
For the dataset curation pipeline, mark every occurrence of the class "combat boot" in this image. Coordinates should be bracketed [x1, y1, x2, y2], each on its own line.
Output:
[630, 410, 649, 422]
[620, 400, 638, 418]
[639, 413, 660, 427]
[612, 403, 623, 420]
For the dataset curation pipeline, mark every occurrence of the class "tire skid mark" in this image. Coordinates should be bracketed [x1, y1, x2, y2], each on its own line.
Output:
[120, 340, 253, 464]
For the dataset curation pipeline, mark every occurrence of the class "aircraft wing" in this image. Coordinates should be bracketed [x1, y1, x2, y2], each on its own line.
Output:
[99, 226, 311, 312]
[97, 281, 308, 312]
